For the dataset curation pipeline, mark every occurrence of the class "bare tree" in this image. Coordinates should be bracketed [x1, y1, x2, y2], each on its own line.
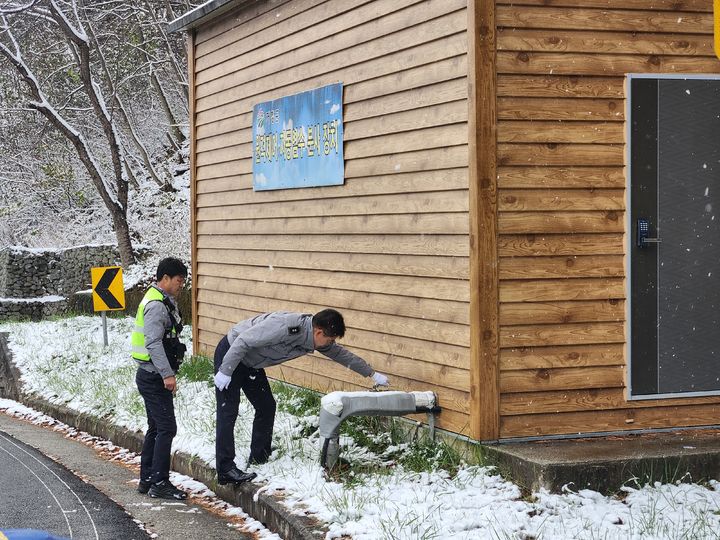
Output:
[0, 0, 198, 264]
[0, 1, 135, 264]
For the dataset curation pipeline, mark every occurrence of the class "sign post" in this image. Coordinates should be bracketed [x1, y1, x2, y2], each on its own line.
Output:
[90, 266, 125, 346]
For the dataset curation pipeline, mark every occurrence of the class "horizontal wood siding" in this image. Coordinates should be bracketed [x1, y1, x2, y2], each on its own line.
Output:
[192, 0, 471, 435]
[495, 0, 720, 438]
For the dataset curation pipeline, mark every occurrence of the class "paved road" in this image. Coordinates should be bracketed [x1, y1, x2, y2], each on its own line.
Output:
[0, 412, 256, 539]
[0, 429, 146, 539]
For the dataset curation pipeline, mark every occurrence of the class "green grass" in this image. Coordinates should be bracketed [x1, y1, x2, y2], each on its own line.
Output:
[272, 381, 322, 416]
[178, 354, 214, 384]
[340, 414, 395, 454]
[397, 436, 464, 474]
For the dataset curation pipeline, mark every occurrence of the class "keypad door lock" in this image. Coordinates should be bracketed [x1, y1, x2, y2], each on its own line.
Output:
[637, 218, 662, 248]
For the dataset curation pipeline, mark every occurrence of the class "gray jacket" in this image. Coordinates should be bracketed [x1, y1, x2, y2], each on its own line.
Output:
[134, 285, 179, 379]
[218, 311, 374, 378]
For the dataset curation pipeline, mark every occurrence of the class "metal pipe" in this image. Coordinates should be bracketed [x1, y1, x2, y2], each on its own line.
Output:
[319, 390, 440, 469]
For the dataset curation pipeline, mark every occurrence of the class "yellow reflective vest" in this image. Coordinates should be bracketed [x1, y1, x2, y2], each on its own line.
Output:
[131, 286, 174, 361]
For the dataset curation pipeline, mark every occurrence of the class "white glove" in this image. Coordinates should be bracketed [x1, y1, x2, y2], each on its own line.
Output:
[214, 371, 232, 391]
[372, 372, 389, 387]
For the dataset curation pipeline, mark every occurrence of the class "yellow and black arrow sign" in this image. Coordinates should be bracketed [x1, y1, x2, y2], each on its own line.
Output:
[91, 266, 125, 311]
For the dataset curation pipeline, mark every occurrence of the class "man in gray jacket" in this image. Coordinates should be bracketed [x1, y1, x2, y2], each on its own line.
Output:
[132, 257, 188, 499]
[213, 308, 389, 484]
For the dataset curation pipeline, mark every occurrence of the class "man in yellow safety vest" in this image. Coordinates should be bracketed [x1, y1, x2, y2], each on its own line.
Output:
[131, 257, 188, 500]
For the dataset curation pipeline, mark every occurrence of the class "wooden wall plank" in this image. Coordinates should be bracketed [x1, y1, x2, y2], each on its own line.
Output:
[196, 263, 469, 302]
[196, 212, 470, 236]
[500, 365, 624, 393]
[501, 388, 720, 416]
[500, 255, 624, 279]
[195, 32, 467, 125]
[497, 143, 623, 167]
[196, 168, 468, 199]
[196, 190, 469, 220]
[346, 88, 467, 130]
[499, 278, 625, 302]
[501, 299, 624, 325]
[497, 75, 624, 98]
[499, 211, 624, 234]
[498, 97, 623, 121]
[197, 233, 469, 256]
[498, 233, 625, 256]
[497, 52, 720, 76]
[195, 248, 469, 279]
[499, 322, 625, 348]
[281, 353, 470, 399]
[498, 167, 625, 189]
[501, 404, 720, 438]
[498, 121, 623, 144]
[498, 0, 710, 9]
[499, 189, 624, 211]
[496, 6, 712, 34]
[345, 124, 468, 159]
[500, 344, 625, 370]
[498, 29, 715, 56]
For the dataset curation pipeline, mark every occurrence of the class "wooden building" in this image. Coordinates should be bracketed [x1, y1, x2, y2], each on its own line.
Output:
[170, 0, 720, 442]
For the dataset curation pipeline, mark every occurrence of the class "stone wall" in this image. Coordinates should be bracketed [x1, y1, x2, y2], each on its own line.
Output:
[0, 245, 120, 298]
[0, 245, 191, 321]
[0, 297, 69, 321]
[0, 245, 122, 320]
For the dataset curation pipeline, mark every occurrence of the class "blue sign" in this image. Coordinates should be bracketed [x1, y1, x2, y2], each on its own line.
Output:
[252, 83, 344, 191]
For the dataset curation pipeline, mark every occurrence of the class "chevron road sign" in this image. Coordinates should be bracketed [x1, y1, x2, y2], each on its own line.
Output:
[90, 266, 125, 311]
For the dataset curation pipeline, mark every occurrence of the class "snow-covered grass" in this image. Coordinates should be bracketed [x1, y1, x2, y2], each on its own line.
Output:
[2, 315, 720, 539]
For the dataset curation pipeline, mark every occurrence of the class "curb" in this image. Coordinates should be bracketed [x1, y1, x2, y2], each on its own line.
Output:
[0, 332, 327, 540]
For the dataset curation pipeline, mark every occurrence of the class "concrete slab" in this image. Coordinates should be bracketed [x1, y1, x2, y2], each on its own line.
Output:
[482, 430, 720, 494]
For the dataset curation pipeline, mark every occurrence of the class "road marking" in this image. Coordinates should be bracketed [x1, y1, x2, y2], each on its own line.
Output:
[0, 439, 73, 538]
[0, 432, 100, 539]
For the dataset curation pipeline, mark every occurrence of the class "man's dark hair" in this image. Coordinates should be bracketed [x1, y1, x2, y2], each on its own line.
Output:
[312, 309, 346, 338]
[156, 257, 188, 281]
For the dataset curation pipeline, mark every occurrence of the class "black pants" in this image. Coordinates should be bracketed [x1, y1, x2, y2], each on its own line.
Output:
[214, 336, 276, 473]
[136, 368, 177, 484]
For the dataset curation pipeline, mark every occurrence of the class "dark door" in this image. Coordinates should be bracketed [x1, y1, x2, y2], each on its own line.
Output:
[630, 75, 720, 397]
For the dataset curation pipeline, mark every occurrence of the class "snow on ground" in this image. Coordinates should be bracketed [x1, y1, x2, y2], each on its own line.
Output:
[2, 317, 720, 539]
[0, 398, 280, 540]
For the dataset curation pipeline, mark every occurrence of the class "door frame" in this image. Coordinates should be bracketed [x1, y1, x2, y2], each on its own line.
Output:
[626, 73, 720, 400]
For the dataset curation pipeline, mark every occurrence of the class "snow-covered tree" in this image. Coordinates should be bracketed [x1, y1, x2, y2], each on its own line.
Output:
[0, 0, 197, 266]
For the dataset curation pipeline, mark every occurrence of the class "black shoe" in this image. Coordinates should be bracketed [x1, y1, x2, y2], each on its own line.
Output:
[218, 467, 257, 485]
[148, 479, 188, 500]
[137, 479, 151, 494]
